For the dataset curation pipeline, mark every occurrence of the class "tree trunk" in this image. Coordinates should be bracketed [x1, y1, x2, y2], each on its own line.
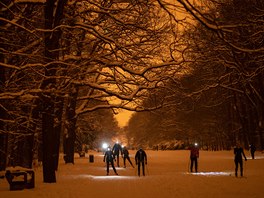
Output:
[0, 65, 8, 171]
[41, 0, 67, 183]
[0, 3, 8, 170]
[54, 97, 64, 170]
[257, 74, 264, 150]
[42, 110, 57, 182]
[63, 86, 78, 164]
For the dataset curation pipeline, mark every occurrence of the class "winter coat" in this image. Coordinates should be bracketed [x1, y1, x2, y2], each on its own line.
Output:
[135, 149, 147, 164]
[190, 147, 199, 158]
[234, 147, 247, 162]
[122, 148, 129, 157]
[249, 144, 256, 153]
[112, 143, 122, 155]
[104, 150, 115, 162]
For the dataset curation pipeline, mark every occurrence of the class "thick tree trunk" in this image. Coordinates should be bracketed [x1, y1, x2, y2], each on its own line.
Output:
[54, 98, 64, 170]
[63, 87, 78, 164]
[256, 103, 264, 150]
[0, 55, 8, 171]
[41, 0, 67, 183]
[257, 74, 264, 150]
[0, 78, 8, 171]
[42, 110, 57, 182]
[0, 5, 8, 170]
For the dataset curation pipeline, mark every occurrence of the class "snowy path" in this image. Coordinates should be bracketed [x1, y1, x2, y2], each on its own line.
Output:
[1, 150, 264, 198]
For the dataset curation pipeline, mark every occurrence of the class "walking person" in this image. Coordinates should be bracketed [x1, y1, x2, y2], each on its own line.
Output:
[103, 146, 118, 175]
[234, 143, 247, 177]
[122, 146, 134, 168]
[135, 148, 147, 176]
[112, 142, 122, 167]
[249, 143, 256, 159]
[189, 143, 199, 172]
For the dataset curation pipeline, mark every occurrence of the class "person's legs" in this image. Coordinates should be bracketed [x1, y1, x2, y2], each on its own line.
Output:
[251, 151, 255, 159]
[106, 162, 110, 175]
[239, 161, 243, 177]
[116, 154, 120, 167]
[142, 162, 145, 176]
[190, 158, 194, 172]
[111, 161, 118, 175]
[235, 160, 238, 177]
[194, 158, 198, 172]
[123, 157, 126, 168]
[128, 157, 134, 168]
[137, 163, 141, 176]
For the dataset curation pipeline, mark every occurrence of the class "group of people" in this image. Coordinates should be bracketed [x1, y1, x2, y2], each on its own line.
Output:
[103, 141, 257, 177]
[189, 142, 257, 177]
[103, 142, 147, 176]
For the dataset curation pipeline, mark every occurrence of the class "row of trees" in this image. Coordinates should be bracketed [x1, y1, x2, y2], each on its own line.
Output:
[127, 0, 264, 151]
[0, 0, 177, 183]
[1, 0, 264, 183]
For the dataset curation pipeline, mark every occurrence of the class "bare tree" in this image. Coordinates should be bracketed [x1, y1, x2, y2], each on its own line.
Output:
[155, 0, 264, 149]
[0, 0, 178, 183]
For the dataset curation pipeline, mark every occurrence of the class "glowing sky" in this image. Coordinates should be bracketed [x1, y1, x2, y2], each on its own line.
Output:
[114, 110, 133, 127]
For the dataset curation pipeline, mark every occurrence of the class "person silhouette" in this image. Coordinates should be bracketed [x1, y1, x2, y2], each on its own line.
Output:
[103, 146, 118, 175]
[189, 143, 199, 172]
[112, 142, 122, 167]
[122, 146, 134, 168]
[234, 143, 247, 177]
[249, 144, 256, 159]
[135, 148, 147, 176]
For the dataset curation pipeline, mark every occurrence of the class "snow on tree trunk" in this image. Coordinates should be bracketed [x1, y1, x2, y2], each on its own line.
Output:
[63, 86, 78, 164]
[0, 66, 8, 171]
[41, 0, 68, 183]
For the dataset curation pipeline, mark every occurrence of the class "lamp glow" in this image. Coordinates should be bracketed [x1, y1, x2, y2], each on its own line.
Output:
[102, 143, 108, 149]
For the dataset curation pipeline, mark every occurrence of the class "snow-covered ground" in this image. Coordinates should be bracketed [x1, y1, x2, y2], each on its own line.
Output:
[1, 150, 264, 198]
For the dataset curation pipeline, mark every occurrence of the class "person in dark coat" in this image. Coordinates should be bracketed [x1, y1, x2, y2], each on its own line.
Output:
[112, 142, 122, 167]
[135, 148, 147, 176]
[103, 146, 118, 175]
[122, 146, 134, 168]
[189, 143, 199, 172]
[234, 143, 247, 177]
[249, 144, 256, 159]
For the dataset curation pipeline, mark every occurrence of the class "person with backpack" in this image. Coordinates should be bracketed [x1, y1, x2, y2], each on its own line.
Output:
[122, 146, 134, 168]
[234, 143, 247, 177]
[189, 143, 199, 172]
[103, 146, 118, 175]
[135, 148, 147, 176]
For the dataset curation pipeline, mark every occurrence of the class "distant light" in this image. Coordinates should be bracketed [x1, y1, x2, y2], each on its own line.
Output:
[102, 143, 108, 149]
[194, 143, 198, 147]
